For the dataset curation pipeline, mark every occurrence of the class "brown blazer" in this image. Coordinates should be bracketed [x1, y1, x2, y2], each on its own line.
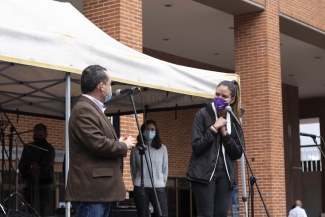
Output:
[65, 96, 128, 202]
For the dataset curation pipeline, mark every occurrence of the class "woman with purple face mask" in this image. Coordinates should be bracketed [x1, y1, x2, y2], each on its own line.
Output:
[187, 80, 244, 217]
[130, 120, 168, 217]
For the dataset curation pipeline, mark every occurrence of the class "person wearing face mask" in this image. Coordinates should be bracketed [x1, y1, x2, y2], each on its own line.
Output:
[65, 65, 136, 217]
[187, 80, 244, 217]
[18, 123, 55, 216]
[130, 120, 168, 217]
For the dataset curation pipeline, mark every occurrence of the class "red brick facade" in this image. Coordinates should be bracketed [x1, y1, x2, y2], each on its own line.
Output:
[279, 0, 325, 31]
[1, 113, 65, 171]
[234, 0, 286, 215]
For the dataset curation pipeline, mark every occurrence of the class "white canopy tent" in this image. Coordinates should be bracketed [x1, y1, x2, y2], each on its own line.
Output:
[0, 0, 244, 216]
[0, 0, 239, 118]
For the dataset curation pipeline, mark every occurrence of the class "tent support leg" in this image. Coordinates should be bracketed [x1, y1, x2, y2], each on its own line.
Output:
[65, 72, 71, 217]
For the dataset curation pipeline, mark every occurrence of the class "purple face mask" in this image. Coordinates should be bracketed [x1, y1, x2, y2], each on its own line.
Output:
[214, 98, 229, 111]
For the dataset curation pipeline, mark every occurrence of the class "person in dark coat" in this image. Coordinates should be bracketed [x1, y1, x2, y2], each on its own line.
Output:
[187, 80, 244, 217]
[19, 123, 55, 216]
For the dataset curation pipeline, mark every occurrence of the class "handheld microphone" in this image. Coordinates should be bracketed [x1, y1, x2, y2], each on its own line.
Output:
[300, 132, 318, 139]
[225, 106, 241, 126]
[115, 87, 137, 97]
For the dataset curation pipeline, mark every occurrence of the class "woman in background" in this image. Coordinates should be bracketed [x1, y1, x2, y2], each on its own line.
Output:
[130, 120, 168, 217]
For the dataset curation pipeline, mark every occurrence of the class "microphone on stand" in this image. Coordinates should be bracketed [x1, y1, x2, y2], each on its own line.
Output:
[115, 87, 138, 97]
[225, 106, 241, 126]
[300, 132, 318, 139]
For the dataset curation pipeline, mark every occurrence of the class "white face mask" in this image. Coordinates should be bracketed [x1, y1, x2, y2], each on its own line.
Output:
[143, 130, 156, 140]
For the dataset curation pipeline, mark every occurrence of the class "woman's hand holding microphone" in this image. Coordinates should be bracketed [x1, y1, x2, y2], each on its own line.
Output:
[211, 117, 227, 137]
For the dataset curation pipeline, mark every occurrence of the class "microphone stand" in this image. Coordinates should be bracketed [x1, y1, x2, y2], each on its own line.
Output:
[128, 92, 163, 217]
[6, 125, 15, 214]
[1, 125, 6, 206]
[3, 138, 39, 217]
[309, 137, 325, 159]
[228, 111, 271, 217]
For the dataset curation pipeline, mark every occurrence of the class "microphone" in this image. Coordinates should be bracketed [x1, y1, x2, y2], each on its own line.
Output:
[225, 106, 241, 126]
[300, 132, 318, 139]
[115, 87, 137, 97]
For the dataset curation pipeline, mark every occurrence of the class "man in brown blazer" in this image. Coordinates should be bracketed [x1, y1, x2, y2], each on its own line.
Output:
[66, 65, 136, 217]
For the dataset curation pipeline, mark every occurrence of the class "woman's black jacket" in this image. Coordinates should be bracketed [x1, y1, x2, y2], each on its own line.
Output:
[186, 99, 244, 187]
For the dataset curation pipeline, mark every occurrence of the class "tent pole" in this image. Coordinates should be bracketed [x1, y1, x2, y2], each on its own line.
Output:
[65, 73, 71, 217]
[241, 154, 248, 217]
[239, 115, 248, 217]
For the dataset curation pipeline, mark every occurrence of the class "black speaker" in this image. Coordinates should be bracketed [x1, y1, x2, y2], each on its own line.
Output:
[54, 207, 76, 215]
[0, 211, 34, 216]
[110, 209, 137, 217]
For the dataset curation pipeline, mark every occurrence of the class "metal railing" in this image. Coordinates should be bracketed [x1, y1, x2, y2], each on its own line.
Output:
[301, 146, 322, 172]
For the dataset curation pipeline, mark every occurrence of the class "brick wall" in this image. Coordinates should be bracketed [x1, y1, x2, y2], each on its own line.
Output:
[279, 0, 325, 32]
[250, 0, 325, 32]
[0, 113, 65, 171]
[119, 114, 143, 190]
[146, 109, 199, 176]
[252, 0, 266, 6]
[234, 0, 286, 215]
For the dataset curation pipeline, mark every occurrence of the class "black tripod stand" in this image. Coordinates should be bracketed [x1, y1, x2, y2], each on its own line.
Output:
[2, 137, 39, 217]
[0, 107, 41, 217]
[127, 90, 164, 217]
[226, 107, 270, 217]
[0, 120, 8, 215]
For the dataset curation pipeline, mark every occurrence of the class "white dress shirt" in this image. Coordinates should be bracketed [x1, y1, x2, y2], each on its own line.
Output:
[288, 206, 307, 217]
[82, 94, 107, 113]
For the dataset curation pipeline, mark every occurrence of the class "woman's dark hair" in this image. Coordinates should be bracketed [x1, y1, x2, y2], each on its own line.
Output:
[136, 120, 162, 149]
[81, 65, 108, 94]
[217, 80, 241, 119]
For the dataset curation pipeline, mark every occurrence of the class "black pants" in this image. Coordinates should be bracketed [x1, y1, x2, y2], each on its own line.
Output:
[133, 186, 168, 217]
[191, 156, 234, 217]
[23, 186, 52, 217]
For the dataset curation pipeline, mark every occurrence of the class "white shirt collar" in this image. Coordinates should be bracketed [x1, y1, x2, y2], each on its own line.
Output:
[82, 94, 107, 113]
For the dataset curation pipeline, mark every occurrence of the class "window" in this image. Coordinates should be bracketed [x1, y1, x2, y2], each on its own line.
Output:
[299, 118, 322, 172]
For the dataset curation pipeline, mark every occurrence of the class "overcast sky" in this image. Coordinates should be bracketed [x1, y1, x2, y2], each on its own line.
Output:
[300, 118, 321, 145]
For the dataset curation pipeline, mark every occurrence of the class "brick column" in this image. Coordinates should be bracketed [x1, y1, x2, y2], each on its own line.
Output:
[234, 0, 286, 216]
[83, 0, 143, 192]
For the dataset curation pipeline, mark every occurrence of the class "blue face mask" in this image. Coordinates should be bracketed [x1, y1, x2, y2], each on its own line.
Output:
[103, 86, 112, 103]
[143, 131, 156, 140]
